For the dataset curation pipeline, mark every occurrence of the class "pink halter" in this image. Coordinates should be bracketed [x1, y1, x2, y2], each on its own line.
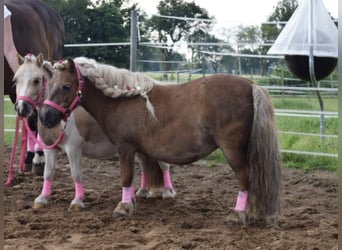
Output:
[43, 62, 84, 121]
[16, 76, 47, 108]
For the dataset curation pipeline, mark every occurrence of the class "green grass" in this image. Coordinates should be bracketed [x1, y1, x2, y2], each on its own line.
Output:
[4, 98, 17, 145]
[206, 95, 338, 171]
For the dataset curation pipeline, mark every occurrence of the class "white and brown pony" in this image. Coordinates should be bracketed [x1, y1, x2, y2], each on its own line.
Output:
[39, 57, 282, 225]
[13, 54, 176, 211]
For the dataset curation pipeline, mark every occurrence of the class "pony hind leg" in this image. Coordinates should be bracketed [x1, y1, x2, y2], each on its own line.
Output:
[219, 145, 251, 226]
[135, 154, 176, 199]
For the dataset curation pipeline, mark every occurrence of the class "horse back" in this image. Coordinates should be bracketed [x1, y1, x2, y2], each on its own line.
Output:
[151, 74, 254, 123]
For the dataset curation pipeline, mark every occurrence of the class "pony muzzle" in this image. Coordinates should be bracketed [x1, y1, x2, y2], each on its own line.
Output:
[39, 104, 63, 129]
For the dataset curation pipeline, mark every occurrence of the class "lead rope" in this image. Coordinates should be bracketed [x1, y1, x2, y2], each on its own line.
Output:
[5, 116, 65, 186]
[22, 117, 65, 149]
[5, 116, 27, 186]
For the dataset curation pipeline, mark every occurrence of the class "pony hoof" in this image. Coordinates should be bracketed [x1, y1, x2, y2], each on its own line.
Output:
[225, 209, 248, 227]
[32, 164, 44, 176]
[33, 195, 48, 209]
[135, 188, 149, 198]
[32, 202, 46, 210]
[112, 200, 135, 219]
[162, 188, 176, 199]
[69, 199, 85, 212]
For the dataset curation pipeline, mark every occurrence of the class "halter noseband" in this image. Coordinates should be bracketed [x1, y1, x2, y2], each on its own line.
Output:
[43, 62, 84, 121]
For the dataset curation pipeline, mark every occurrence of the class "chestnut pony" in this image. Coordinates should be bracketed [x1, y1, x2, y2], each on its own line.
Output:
[40, 57, 282, 225]
[13, 54, 176, 211]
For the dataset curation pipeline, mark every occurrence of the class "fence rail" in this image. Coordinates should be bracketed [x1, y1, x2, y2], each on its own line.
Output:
[4, 92, 338, 158]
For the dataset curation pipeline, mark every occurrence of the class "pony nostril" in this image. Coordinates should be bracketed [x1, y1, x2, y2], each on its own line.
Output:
[15, 101, 31, 117]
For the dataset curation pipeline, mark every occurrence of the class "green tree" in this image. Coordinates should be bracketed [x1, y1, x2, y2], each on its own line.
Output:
[261, 0, 298, 44]
[189, 31, 233, 73]
[43, 0, 135, 67]
[147, 0, 212, 71]
[235, 25, 262, 74]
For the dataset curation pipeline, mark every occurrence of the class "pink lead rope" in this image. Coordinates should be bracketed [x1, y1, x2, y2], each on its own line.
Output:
[5, 116, 27, 186]
[6, 62, 82, 186]
[5, 116, 65, 186]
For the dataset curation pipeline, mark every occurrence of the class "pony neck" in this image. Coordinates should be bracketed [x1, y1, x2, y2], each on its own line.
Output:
[79, 77, 109, 122]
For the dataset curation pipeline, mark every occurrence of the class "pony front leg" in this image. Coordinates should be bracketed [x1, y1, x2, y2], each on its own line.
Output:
[32, 134, 45, 176]
[33, 148, 57, 209]
[113, 148, 136, 219]
[66, 147, 85, 211]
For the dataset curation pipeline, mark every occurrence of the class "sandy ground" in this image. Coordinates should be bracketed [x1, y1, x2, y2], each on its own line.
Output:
[4, 145, 338, 250]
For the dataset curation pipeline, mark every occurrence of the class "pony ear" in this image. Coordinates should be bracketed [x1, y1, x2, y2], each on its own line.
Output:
[42, 61, 54, 79]
[17, 53, 25, 65]
[36, 53, 44, 67]
[67, 57, 76, 73]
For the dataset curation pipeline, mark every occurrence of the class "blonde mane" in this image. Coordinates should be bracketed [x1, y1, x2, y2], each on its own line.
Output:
[53, 57, 158, 120]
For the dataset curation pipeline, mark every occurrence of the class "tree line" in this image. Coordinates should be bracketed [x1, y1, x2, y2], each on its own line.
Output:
[42, 0, 322, 75]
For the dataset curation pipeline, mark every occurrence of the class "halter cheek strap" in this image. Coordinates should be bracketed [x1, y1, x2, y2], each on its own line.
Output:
[43, 63, 84, 121]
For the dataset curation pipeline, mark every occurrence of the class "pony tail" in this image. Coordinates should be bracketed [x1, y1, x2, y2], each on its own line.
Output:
[247, 84, 282, 223]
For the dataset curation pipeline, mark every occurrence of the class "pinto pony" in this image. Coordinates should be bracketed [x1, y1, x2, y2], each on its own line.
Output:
[13, 54, 175, 211]
[39, 57, 282, 225]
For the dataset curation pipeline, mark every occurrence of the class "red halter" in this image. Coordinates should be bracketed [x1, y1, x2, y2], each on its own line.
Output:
[43, 62, 84, 121]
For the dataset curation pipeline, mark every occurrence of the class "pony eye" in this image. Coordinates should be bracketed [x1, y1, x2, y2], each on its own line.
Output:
[62, 84, 71, 91]
[12, 79, 17, 86]
[33, 78, 41, 85]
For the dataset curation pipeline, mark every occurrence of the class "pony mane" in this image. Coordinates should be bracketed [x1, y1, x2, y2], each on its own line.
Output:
[53, 57, 158, 120]
[23, 53, 39, 63]
[74, 57, 156, 99]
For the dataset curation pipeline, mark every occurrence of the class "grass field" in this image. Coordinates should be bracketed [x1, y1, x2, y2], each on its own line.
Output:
[4, 75, 338, 172]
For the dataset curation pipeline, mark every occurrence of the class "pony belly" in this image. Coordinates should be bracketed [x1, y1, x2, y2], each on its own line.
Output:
[81, 142, 118, 159]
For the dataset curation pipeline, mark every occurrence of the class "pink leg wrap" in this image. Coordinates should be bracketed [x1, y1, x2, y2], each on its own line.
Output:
[34, 134, 43, 152]
[163, 170, 173, 189]
[75, 182, 84, 200]
[140, 172, 147, 189]
[27, 134, 35, 152]
[121, 186, 134, 203]
[234, 191, 248, 212]
[42, 179, 52, 196]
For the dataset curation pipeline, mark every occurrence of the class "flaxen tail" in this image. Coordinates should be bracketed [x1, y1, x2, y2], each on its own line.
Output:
[247, 84, 282, 223]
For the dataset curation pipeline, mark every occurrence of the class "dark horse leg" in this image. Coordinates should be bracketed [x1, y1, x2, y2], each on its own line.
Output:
[112, 145, 136, 219]
[25, 110, 44, 176]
